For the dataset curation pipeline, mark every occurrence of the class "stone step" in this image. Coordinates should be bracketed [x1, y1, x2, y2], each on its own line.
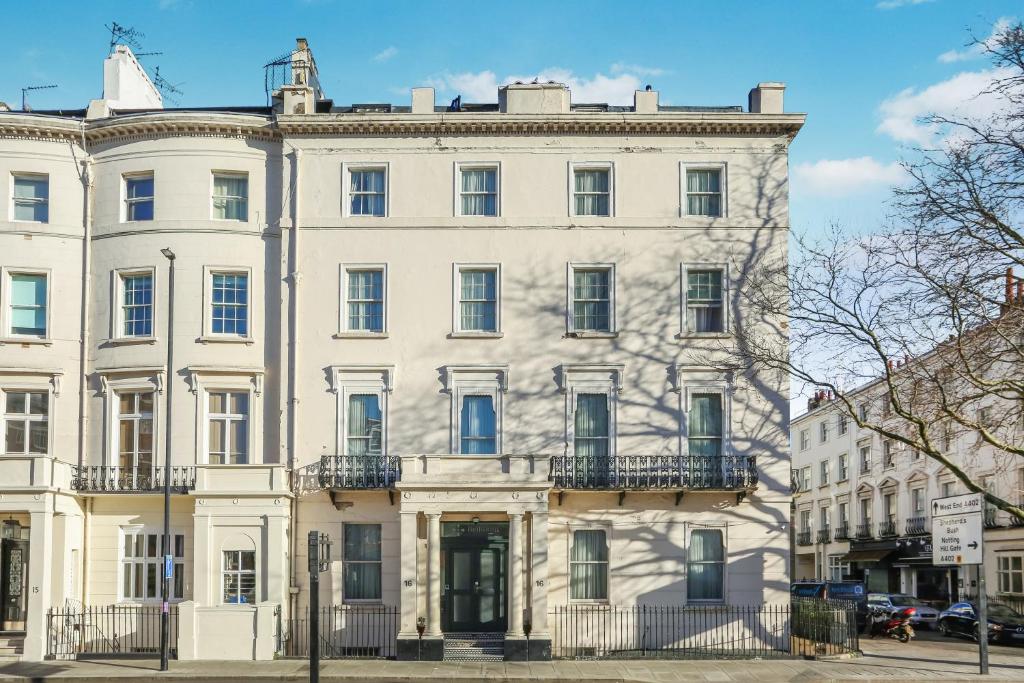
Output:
[443, 632, 505, 662]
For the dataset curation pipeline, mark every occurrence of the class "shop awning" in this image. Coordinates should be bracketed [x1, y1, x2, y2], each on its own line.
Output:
[841, 548, 894, 563]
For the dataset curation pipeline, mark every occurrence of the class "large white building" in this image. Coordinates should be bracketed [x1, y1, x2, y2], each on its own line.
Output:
[0, 40, 802, 662]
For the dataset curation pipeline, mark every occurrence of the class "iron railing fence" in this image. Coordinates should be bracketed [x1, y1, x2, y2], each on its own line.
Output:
[281, 605, 399, 659]
[550, 601, 858, 660]
[318, 455, 401, 489]
[816, 529, 831, 544]
[47, 605, 178, 660]
[833, 523, 849, 540]
[550, 455, 757, 490]
[71, 466, 195, 493]
[878, 521, 897, 538]
[905, 517, 929, 535]
[796, 531, 812, 546]
[855, 524, 873, 540]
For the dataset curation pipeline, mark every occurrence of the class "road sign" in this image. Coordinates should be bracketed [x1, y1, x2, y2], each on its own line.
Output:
[932, 493, 984, 566]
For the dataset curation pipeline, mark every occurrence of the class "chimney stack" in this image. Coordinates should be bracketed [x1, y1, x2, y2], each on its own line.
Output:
[748, 82, 785, 114]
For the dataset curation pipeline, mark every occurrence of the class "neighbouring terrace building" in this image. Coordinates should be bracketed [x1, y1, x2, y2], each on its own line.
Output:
[792, 284, 1024, 606]
[0, 40, 802, 662]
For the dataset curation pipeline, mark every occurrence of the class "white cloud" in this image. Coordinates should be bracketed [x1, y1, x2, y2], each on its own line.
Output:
[938, 17, 1015, 63]
[876, 67, 1012, 144]
[428, 67, 646, 104]
[876, 0, 934, 9]
[610, 62, 666, 78]
[372, 46, 398, 63]
[792, 157, 905, 197]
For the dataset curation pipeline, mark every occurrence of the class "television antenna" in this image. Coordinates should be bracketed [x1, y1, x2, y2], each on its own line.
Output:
[106, 22, 144, 53]
[152, 67, 183, 106]
[21, 84, 57, 111]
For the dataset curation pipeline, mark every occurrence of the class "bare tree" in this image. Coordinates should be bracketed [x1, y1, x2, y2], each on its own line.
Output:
[733, 21, 1024, 520]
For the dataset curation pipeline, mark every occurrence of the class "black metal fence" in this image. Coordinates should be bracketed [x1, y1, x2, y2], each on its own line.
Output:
[550, 455, 757, 490]
[318, 455, 401, 489]
[47, 605, 178, 660]
[71, 465, 196, 493]
[281, 605, 399, 658]
[550, 602, 858, 660]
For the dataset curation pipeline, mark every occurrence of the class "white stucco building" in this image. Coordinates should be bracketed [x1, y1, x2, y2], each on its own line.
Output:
[0, 40, 802, 662]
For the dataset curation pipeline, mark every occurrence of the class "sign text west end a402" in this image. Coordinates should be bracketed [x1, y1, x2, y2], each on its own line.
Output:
[931, 493, 984, 566]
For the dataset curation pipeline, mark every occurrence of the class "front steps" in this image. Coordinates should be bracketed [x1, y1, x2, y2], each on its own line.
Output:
[0, 635, 24, 662]
[443, 632, 505, 661]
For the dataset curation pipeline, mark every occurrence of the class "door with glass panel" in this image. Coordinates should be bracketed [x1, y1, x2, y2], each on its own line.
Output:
[687, 392, 725, 487]
[118, 392, 154, 488]
[346, 393, 383, 486]
[0, 536, 29, 632]
[574, 393, 611, 486]
[441, 523, 507, 633]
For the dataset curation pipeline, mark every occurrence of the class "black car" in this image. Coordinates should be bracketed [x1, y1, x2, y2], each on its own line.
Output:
[791, 580, 869, 629]
[938, 601, 1024, 644]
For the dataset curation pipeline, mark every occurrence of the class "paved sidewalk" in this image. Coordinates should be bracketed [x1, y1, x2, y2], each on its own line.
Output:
[1, 639, 1023, 683]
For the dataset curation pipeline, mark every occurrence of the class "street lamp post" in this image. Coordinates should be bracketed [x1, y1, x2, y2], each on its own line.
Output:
[159, 248, 176, 671]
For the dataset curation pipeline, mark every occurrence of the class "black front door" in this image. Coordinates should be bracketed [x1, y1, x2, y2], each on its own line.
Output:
[441, 522, 507, 633]
[1, 539, 29, 632]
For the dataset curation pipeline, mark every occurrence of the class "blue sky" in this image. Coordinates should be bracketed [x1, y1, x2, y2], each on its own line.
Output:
[0, 0, 1017, 234]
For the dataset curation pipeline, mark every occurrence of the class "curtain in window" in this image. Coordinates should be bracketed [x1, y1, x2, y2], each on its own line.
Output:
[350, 170, 386, 216]
[574, 170, 609, 216]
[460, 395, 496, 454]
[347, 394, 382, 455]
[344, 524, 382, 600]
[347, 270, 384, 331]
[461, 169, 497, 216]
[570, 530, 608, 600]
[688, 393, 722, 457]
[10, 274, 47, 336]
[575, 394, 609, 457]
[687, 529, 724, 601]
[686, 170, 722, 217]
[686, 270, 723, 333]
[213, 176, 248, 220]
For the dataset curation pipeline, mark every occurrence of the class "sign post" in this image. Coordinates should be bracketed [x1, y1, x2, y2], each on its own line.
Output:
[932, 493, 987, 675]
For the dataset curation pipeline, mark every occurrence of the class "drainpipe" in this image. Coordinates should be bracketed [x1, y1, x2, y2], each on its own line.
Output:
[287, 146, 302, 624]
[76, 127, 94, 606]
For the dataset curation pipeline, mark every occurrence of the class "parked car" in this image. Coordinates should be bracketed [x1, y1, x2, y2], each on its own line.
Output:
[938, 601, 1024, 644]
[791, 580, 868, 629]
[867, 593, 941, 629]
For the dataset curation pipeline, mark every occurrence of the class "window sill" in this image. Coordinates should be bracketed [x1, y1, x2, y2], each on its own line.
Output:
[568, 599, 610, 605]
[1, 452, 49, 457]
[196, 336, 255, 345]
[448, 332, 504, 339]
[101, 337, 159, 346]
[564, 331, 619, 339]
[0, 337, 52, 346]
[332, 332, 389, 339]
[675, 332, 732, 340]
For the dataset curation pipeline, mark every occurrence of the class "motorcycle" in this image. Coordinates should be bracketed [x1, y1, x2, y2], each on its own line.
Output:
[866, 605, 917, 642]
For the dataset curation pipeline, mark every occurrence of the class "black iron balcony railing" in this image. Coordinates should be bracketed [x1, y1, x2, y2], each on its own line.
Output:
[855, 523, 873, 540]
[817, 529, 831, 544]
[1011, 504, 1024, 527]
[550, 454, 757, 490]
[834, 523, 850, 541]
[905, 516, 928, 536]
[797, 530, 813, 546]
[72, 465, 196, 493]
[985, 508, 1001, 528]
[878, 520, 898, 538]
[319, 455, 401, 489]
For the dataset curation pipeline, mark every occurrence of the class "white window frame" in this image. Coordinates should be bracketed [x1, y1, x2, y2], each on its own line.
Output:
[98, 369, 164, 468]
[799, 429, 809, 451]
[838, 412, 849, 435]
[559, 364, 623, 458]
[451, 263, 501, 337]
[820, 460, 830, 486]
[112, 267, 157, 341]
[210, 171, 249, 222]
[859, 442, 871, 473]
[799, 466, 811, 492]
[685, 524, 727, 604]
[566, 262, 616, 336]
[205, 390, 250, 465]
[838, 453, 848, 481]
[820, 420, 830, 443]
[342, 162, 390, 218]
[680, 162, 727, 218]
[342, 523, 384, 603]
[566, 524, 611, 603]
[820, 506, 831, 532]
[189, 368, 263, 466]
[201, 266, 254, 343]
[10, 172, 49, 224]
[454, 162, 501, 217]
[1, 385, 52, 456]
[337, 263, 388, 337]
[1, 266, 52, 342]
[828, 555, 850, 581]
[444, 366, 508, 455]
[222, 549, 258, 605]
[122, 172, 155, 223]
[674, 366, 733, 458]
[838, 500, 850, 528]
[118, 526, 186, 603]
[568, 161, 614, 218]
[998, 554, 1024, 595]
[330, 366, 393, 457]
[679, 263, 730, 337]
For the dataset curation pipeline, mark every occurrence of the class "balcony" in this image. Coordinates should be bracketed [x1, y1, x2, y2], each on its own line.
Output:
[985, 508, 1001, 528]
[905, 516, 929, 536]
[1011, 503, 1024, 527]
[71, 465, 196, 493]
[855, 523, 873, 540]
[318, 455, 401, 489]
[834, 523, 850, 541]
[797, 530, 812, 546]
[816, 529, 831, 544]
[550, 455, 757, 491]
[878, 520, 898, 538]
